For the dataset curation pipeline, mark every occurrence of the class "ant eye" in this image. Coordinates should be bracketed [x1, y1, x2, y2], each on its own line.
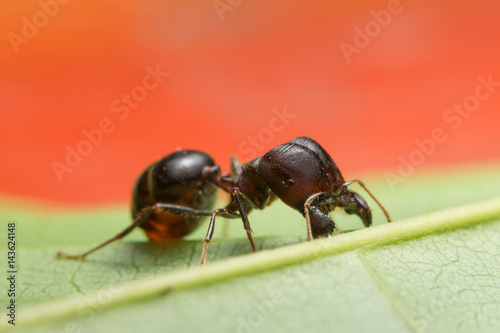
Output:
[288, 179, 294, 186]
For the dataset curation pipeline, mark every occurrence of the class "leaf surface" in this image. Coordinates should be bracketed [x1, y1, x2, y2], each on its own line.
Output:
[1, 164, 500, 333]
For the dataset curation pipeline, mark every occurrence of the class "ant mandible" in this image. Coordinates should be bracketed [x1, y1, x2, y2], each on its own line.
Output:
[57, 136, 392, 264]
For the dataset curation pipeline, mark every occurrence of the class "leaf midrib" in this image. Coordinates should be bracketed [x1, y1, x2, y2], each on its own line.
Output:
[5, 196, 500, 331]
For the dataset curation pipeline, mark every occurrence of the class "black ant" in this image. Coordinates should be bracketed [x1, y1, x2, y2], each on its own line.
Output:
[57, 137, 391, 264]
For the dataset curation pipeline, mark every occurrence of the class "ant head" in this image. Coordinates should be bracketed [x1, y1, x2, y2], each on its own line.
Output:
[339, 188, 372, 228]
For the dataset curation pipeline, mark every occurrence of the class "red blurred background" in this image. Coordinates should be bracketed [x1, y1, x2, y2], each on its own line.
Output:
[1, 0, 499, 206]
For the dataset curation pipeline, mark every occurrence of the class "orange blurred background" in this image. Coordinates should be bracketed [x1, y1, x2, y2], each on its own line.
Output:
[1, 0, 499, 206]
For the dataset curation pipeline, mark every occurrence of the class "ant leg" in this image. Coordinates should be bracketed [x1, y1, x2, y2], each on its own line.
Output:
[303, 192, 327, 241]
[57, 203, 215, 260]
[149, 203, 213, 218]
[199, 208, 231, 265]
[223, 155, 241, 239]
[344, 180, 392, 222]
[56, 206, 155, 260]
[232, 188, 258, 253]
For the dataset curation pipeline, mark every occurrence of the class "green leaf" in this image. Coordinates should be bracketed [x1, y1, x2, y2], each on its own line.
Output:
[1, 164, 500, 333]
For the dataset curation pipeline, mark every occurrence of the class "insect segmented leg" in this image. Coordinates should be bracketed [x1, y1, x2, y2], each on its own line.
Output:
[303, 192, 328, 241]
[232, 188, 257, 253]
[56, 207, 154, 260]
[199, 188, 258, 265]
[200, 208, 233, 265]
[56, 203, 214, 260]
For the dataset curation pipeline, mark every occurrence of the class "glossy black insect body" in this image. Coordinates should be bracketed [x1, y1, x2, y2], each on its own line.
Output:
[255, 137, 374, 238]
[57, 137, 391, 264]
[131, 150, 218, 240]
